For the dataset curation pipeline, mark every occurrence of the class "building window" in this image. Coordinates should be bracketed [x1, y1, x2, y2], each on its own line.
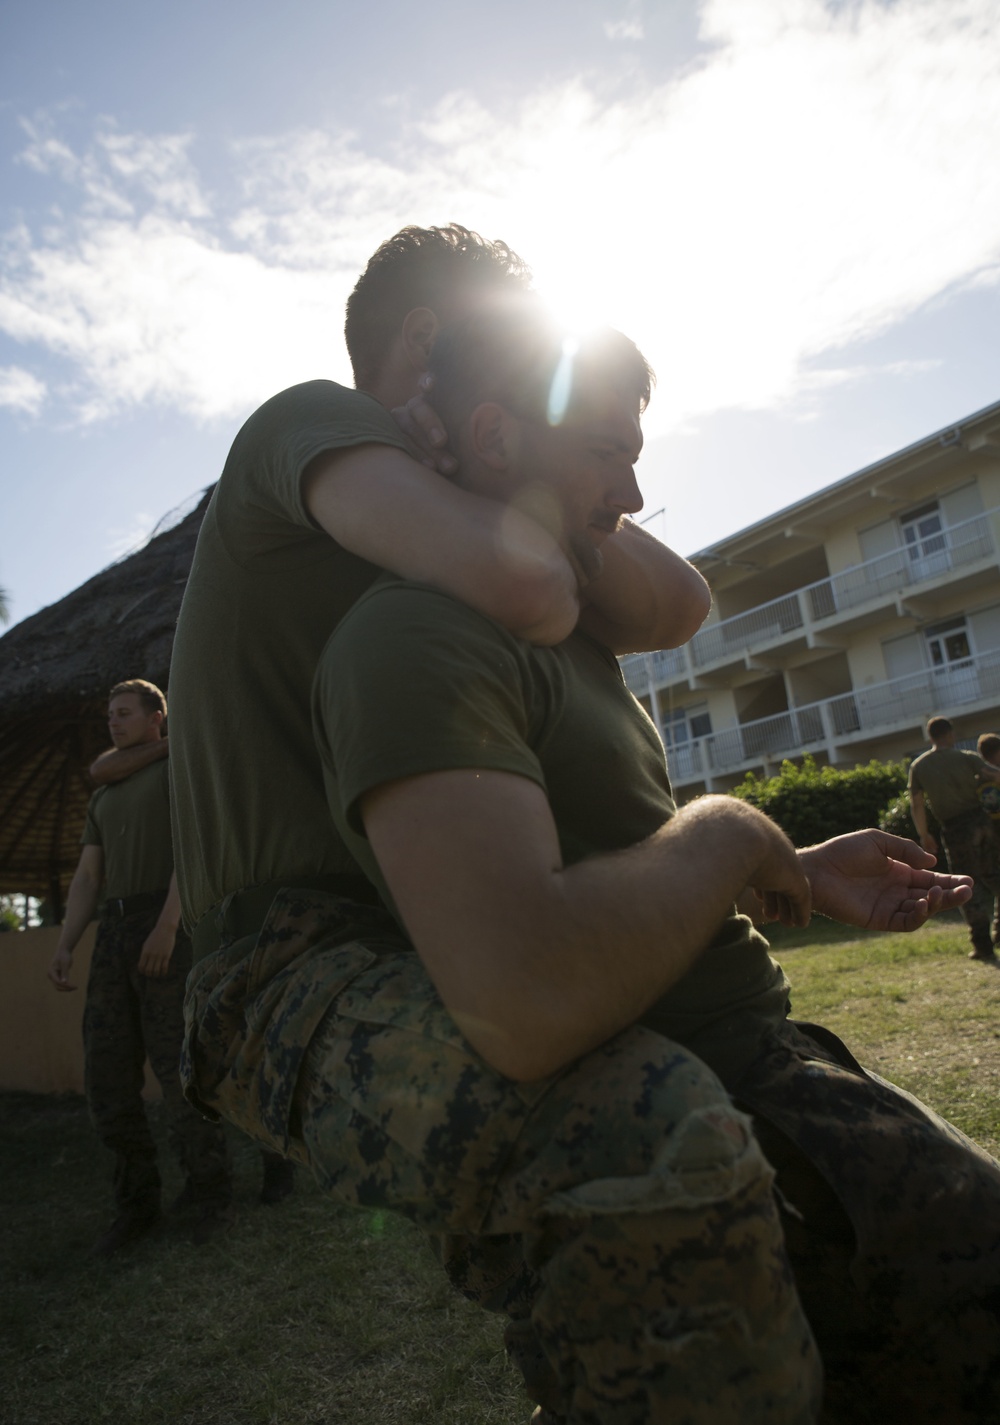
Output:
[924, 616, 981, 706]
[900, 502, 948, 577]
[659, 704, 711, 747]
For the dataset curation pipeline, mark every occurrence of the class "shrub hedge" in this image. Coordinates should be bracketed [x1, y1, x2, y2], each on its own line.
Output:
[728, 755, 911, 847]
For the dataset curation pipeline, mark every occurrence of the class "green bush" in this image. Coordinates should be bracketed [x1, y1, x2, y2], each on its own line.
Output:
[878, 790, 939, 844]
[729, 755, 910, 847]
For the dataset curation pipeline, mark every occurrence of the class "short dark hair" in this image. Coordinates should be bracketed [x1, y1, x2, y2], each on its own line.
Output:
[427, 306, 654, 434]
[109, 679, 166, 718]
[978, 733, 1000, 761]
[927, 715, 952, 740]
[345, 223, 532, 389]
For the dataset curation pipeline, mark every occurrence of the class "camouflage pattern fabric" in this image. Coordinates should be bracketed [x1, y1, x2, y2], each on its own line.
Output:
[85, 907, 230, 1214]
[732, 1020, 1000, 1424]
[938, 810, 1000, 952]
[183, 887, 821, 1424]
[443, 1019, 1000, 1425]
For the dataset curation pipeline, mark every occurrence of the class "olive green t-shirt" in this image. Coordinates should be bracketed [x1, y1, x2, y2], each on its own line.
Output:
[908, 746, 989, 823]
[313, 579, 791, 1085]
[82, 759, 174, 900]
[169, 380, 411, 931]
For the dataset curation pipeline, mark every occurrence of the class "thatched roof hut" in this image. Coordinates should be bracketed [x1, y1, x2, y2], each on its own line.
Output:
[0, 489, 213, 914]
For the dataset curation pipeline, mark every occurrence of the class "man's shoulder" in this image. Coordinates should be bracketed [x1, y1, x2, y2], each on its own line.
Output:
[318, 578, 530, 696]
[231, 380, 401, 453]
[248, 378, 379, 423]
[338, 577, 514, 641]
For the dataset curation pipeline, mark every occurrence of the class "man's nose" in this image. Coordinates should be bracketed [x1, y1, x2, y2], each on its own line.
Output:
[613, 467, 644, 516]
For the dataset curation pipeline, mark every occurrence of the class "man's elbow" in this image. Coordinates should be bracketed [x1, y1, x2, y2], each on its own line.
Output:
[662, 575, 712, 649]
[500, 560, 579, 646]
[451, 1006, 593, 1083]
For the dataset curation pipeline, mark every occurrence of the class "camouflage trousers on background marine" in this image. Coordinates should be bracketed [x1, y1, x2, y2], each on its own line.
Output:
[85, 907, 230, 1216]
[184, 886, 821, 1424]
[939, 810, 1000, 954]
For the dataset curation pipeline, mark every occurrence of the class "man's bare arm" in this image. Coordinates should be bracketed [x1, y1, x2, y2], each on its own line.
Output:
[361, 775, 808, 1081]
[48, 845, 104, 991]
[304, 446, 579, 645]
[137, 871, 182, 978]
[908, 786, 937, 853]
[90, 737, 168, 787]
[578, 519, 712, 655]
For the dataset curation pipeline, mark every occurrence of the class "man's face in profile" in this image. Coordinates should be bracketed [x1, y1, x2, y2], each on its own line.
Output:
[512, 379, 644, 582]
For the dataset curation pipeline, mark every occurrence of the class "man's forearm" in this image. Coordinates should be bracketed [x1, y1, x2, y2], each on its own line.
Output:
[578, 519, 712, 655]
[56, 871, 101, 956]
[90, 737, 168, 786]
[304, 445, 580, 645]
[909, 788, 930, 841]
[364, 782, 807, 1081]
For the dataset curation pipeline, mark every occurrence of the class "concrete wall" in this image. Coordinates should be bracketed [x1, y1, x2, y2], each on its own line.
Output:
[0, 924, 161, 1098]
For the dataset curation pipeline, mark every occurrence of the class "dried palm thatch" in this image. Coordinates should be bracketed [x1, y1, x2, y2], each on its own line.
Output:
[0, 490, 213, 912]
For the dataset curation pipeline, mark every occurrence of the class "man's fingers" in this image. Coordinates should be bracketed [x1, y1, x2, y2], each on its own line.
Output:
[872, 831, 936, 868]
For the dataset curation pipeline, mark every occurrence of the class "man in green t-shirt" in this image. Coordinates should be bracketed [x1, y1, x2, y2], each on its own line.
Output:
[305, 312, 1000, 1424]
[48, 681, 230, 1255]
[908, 715, 1000, 961]
[183, 308, 1000, 1423]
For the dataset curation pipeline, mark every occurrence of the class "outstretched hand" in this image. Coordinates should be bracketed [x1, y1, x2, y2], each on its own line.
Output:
[798, 829, 973, 933]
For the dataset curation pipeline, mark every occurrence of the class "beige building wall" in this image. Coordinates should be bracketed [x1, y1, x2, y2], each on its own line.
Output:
[0, 924, 161, 1098]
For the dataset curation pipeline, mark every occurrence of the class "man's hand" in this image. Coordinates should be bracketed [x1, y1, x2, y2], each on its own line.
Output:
[47, 945, 78, 992]
[798, 830, 973, 933]
[745, 818, 813, 929]
[138, 923, 176, 977]
[391, 375, 458, 475]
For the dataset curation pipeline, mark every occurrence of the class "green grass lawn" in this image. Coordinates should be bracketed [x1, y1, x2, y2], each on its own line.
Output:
[3, 915, 999, 1425]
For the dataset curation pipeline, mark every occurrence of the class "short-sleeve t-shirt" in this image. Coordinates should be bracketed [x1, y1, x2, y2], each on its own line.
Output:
[313, 578, 791, 1085]
[82, 759, 174, 901]
[908, 746, 989, 823]
[169, 381, 411, 932]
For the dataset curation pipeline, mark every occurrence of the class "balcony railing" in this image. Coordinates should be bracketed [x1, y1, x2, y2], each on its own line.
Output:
[664, 644, 1000, 784]
[621, 645, 687, 695]
[621, 507, 999, 694]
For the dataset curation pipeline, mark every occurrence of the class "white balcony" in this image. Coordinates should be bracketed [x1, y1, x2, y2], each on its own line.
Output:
[621, 507, 1000, 696]
[664, 644, 1000, 787]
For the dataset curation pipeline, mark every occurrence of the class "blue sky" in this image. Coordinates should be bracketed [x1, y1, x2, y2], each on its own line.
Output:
[2, 0, 1000, 625]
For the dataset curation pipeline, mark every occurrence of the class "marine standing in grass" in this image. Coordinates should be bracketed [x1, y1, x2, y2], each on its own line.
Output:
[908, 714, 1000, 962]
[47, 680, 231, 1254]
[976, 731, 1000, 949]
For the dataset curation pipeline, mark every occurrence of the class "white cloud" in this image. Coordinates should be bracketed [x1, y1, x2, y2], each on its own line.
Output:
[1, 0, 998, 435]
[604, 1, 644, 41]
[0, 365, 46, 415]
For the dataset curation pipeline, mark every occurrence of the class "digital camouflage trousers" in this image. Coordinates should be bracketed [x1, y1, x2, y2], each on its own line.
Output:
[939, 811, 1000, 952]
[182, 886, 1000, 1423]
[85, 908, 230, 1216]
[183, 886, 821, 1425]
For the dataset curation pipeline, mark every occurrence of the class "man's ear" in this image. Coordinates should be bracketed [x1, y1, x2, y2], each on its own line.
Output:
[468, 403, 520, 471]
[400, 308, 440, 372]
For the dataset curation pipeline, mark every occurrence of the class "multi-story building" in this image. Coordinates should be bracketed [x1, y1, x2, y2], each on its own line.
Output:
[622, 398, 1000, 796]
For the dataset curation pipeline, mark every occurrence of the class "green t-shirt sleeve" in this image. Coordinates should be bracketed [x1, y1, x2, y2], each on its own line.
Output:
[314, 581, 547, 836]
[215, 380, 412, 563]
[81, 792, 103, 848]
